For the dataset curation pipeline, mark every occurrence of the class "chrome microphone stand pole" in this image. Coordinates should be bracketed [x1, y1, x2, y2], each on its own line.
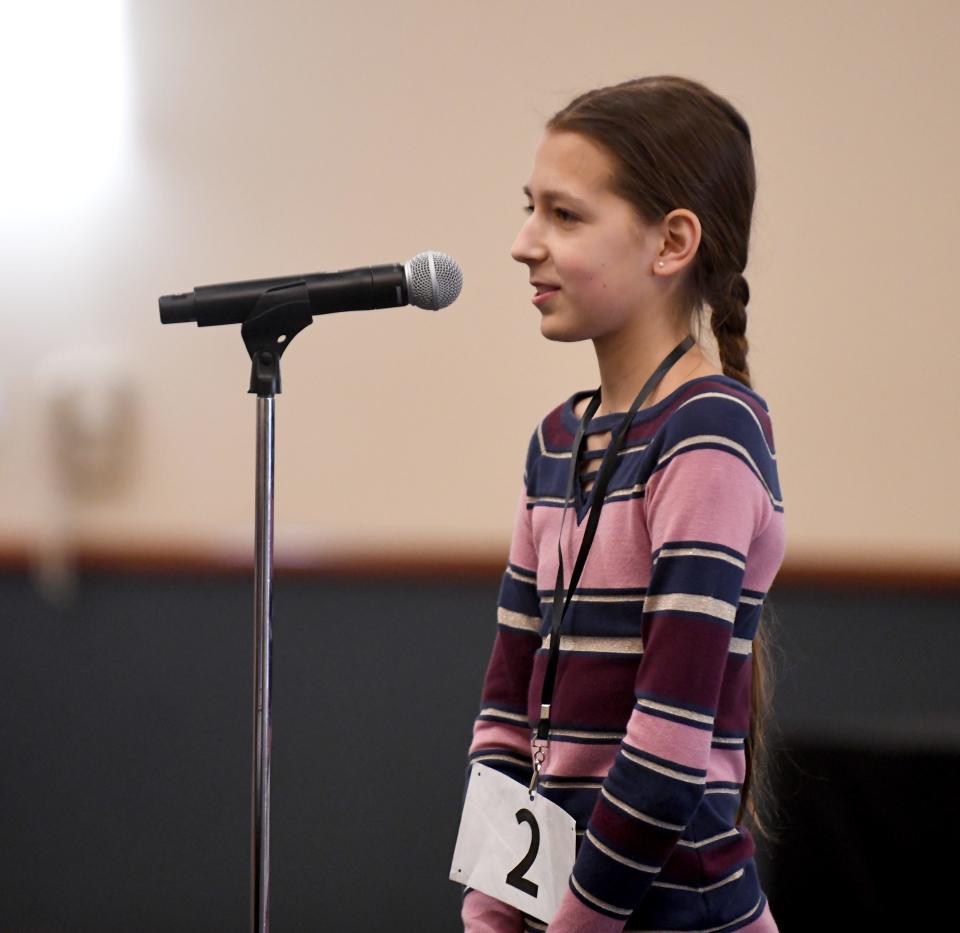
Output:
[250, 392, 274, 933]
[241, 285, 314, 933]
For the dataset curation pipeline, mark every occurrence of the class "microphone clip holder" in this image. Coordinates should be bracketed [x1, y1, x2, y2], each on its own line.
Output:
[240, 282, 314, 397]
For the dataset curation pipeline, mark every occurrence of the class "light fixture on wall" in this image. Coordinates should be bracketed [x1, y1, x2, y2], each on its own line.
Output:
[33, 345, 138, 605]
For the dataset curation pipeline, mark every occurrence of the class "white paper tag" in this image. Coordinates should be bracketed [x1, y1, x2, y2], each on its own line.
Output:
[449, 764, 577, 923]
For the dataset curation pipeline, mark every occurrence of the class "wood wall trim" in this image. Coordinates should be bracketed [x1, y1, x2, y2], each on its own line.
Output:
[0, 542, 958, 592]
[0, 542, 505, 583]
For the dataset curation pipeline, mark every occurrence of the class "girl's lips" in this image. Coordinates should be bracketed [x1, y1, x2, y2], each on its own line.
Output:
[532, 287, 560, 306]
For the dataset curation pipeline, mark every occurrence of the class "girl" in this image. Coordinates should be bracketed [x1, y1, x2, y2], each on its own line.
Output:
[461, 76, 785, 932]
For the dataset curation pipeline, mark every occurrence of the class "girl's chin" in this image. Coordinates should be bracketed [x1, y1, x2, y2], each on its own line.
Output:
[539, 316, 591, 343]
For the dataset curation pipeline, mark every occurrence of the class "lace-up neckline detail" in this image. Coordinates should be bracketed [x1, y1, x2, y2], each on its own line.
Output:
[561, 374, 747, 523]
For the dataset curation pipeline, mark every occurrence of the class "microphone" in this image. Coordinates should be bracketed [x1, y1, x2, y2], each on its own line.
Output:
[159, 250, 463, 327]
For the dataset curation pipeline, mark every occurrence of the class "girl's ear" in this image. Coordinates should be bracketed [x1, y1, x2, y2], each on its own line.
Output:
[654, 209, 702, 273]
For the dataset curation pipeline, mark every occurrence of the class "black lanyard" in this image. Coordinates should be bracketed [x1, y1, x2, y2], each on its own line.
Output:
[529, 334, 695, 794]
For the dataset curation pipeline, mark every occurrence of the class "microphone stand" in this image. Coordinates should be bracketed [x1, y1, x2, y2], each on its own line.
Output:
[240, 283, 314, 933]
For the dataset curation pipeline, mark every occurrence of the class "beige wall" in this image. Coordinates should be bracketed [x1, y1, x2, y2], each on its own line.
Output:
[0, 0, 957, 568]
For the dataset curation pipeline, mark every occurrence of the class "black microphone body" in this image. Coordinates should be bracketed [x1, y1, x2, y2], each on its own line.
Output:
[160, 263, 408, 327]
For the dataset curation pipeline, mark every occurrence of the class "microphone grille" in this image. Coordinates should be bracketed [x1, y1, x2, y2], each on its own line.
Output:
[404, 251, 463, 310]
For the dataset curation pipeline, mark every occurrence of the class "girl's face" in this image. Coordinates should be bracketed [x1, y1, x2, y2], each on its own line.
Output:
[511, 130, 663, 343]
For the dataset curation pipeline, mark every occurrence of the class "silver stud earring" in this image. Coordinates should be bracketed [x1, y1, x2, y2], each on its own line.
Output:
[658, 261, 665, 267]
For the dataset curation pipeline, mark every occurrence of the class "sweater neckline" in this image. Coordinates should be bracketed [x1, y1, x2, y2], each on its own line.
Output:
[561, 373, 749, 436]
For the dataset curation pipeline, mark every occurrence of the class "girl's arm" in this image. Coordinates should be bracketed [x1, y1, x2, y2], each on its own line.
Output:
[461, 434, 542, 932]
[465, 476, 540, 786]
[547, 402, 779, 932]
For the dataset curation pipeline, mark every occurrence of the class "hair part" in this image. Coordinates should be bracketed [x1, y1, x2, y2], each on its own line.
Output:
[546, 75, 781, 841]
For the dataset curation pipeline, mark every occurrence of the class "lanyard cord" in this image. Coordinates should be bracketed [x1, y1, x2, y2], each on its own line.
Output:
[530, 334, 696, 791]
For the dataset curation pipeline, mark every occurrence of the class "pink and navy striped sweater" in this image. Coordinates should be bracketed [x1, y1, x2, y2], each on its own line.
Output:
[462, 374, 785, 933]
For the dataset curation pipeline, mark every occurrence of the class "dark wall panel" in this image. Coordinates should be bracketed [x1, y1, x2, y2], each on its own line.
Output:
[1, 574, 957, 931]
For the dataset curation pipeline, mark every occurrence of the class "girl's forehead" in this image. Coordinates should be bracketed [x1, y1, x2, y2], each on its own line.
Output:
[527, 131, 617, 199]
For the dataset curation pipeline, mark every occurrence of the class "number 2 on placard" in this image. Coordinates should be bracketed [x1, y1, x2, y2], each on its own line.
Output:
[505, 808, 540, 897]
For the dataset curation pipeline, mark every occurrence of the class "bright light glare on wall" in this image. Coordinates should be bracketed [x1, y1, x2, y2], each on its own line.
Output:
[0, 1, 129, 220]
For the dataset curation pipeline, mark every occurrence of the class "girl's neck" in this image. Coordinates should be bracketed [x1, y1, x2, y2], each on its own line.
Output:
[591, 317, 716, 417]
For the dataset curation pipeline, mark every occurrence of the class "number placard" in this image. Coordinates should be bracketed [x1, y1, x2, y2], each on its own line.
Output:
[449, 764, 576, 923]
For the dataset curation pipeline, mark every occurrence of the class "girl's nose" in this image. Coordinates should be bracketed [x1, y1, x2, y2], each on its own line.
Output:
[510, 217, 547, 265]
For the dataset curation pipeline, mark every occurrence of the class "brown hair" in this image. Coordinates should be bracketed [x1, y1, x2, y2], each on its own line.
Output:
[546, 75, 781, 841]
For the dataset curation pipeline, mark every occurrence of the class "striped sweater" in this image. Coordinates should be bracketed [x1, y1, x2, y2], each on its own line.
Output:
[462, 374, 785, 933]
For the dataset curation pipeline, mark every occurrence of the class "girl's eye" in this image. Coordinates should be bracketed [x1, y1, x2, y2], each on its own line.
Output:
[521, 205, 578, 223]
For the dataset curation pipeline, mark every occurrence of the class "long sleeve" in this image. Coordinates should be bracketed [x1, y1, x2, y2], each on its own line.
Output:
[547, 406, 777, 932]
[462, 433, 542, 932]
[467, 437, 542, 784]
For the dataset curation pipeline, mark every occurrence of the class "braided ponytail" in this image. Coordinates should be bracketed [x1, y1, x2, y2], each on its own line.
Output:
[709, 270, 751, 386]
[708, 271, 782, 843]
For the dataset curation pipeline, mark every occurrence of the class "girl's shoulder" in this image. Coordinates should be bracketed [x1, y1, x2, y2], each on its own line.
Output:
[653, 374, 777, 452]
[643, 377, 783, 509]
